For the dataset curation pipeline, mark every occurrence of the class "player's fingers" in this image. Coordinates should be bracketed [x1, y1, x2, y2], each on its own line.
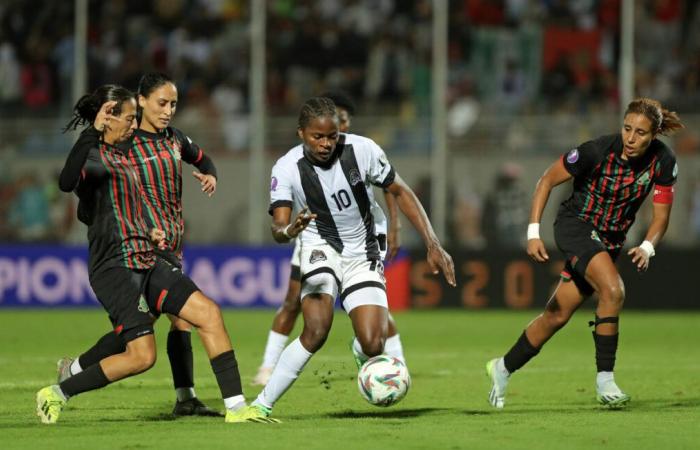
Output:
[192, 171, 204, 181]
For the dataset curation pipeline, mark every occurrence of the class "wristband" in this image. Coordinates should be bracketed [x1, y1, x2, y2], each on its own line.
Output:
[527, 223, 540, 240]
[639, 240, 655, 258]
[282, 224, 293, 239]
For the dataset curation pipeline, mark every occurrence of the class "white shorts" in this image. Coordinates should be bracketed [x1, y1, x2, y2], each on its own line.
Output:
[299, 244, 387, 313]
[291, 239, 301, 268]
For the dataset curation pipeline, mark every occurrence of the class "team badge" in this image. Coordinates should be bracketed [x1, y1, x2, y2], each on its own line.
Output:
[172, 139, 182, 160]
[636, 171, 651, 186]
[566, 149, 579, 164]
[137, 295, 150, 313]
[349, 169, 362, 186]
[309, 249, 327, 264]
[270, 176, 278, 192]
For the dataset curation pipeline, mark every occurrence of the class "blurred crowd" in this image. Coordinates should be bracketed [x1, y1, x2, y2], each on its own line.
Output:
[2, 1, 700, 119]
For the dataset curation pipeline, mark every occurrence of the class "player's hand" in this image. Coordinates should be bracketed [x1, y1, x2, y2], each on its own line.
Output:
[427, 242, 456, 287]
[94, 100, 118, 132]
[627, 246, 650, 272]
[192, 172, 217, 197]
[288, 206, 317, 238]
[527, 238, 549, 263]
[386, 227, 401, 262]
[149, 228, 167, 250]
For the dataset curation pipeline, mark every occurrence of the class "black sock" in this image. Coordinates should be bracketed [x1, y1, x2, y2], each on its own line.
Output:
[210, 350, 243, 399]
[59, 363, 110, 398]
[167, 330, 194, 390]
[592, 332, 618, 372]
[503, 331, 541, 374]
[78, 331, 126, 369]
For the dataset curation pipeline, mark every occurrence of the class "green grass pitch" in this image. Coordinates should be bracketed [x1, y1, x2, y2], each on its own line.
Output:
[1, 309, 698, 449]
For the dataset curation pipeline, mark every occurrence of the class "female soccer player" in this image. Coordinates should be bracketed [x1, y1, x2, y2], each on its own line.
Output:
[37, 86, 270, 424]
[253, 92, 406, 386]
[486, 98, 682, 409]
[57, 73, 220, 416]
[235, 97, 455, 420]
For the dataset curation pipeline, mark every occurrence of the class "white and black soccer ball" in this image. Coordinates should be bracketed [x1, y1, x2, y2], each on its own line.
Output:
[357, 355, 410, 407]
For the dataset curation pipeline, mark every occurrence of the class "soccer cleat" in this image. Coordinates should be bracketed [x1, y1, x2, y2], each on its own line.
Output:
[225, 404, 280, 423]
[350, 339, 368, 370]
[36, 385, 67, 424]
[596, 379, 631, 408]
[252, 366, 273, 386]
[56, 357, 74, 384]
[486, 358, 509, 409]
[172, 397, 223, 417]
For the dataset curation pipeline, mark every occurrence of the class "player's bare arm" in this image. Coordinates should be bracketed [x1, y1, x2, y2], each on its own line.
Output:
[383, 189, 401, 261]
[384, 174, 456, 287]
[628, 201, 671, 272]
[271, 206, 316, 243]
[527, 158, 572, 263]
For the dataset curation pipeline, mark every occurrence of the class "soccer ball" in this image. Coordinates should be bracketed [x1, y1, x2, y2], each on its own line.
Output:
[357, 355, 410, 407]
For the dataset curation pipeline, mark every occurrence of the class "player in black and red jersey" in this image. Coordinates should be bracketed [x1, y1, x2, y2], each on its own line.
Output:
[486, 98, 683, 409]
[56, 73, 220, 416]
[36, 86, 274, 424]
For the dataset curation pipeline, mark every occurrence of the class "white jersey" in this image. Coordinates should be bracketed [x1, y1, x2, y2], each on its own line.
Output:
[270, 133, 395, 259]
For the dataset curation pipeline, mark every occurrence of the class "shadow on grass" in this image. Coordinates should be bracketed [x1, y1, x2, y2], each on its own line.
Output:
[326, 407, 449, 419]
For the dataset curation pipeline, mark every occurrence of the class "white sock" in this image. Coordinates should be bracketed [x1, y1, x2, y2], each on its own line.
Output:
[175, 387, 196, 402]
[596, 371, 615, 386]
[384, 334, 405, 362]
[261, 330, 289, 369]
[352, 338, 369, 361]
[496, 357, 510, 376]
[70, 358, 83, 376]
[224, 394, 246, 411]
[254, 338, 313, 409]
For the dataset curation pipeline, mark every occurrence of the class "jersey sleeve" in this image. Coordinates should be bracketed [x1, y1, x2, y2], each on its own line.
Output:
[58, 127, 101, 192]
[654, 147, 678, 186]
[173, 128, 218, 178]
[366, 139, 395, 188]
[561, 138, 607, 179]
[269, 159, 294, 215]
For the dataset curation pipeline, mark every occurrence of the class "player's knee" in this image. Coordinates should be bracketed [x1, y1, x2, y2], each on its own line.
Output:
[359, 334, 385, 357]
[193, 295, 224, 329]
[600, 281, 625, 308]
[301, 324, 330, 352]
[127, 347, 157, 374]
[545, 310, 571, 330]
[281, 295, 302, 314]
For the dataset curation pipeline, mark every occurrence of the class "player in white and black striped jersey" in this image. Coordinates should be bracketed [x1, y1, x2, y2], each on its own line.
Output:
[239, 97, 456, 420]
[252, 93, 406, 386]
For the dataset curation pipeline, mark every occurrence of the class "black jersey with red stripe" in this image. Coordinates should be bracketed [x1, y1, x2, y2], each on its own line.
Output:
[128, 127, 216, 261]
[76, 142, 156, 275]
[560, 134, 677, 245]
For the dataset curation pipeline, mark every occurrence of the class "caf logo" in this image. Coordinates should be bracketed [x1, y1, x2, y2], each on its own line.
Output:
[137, 295, 150, 313]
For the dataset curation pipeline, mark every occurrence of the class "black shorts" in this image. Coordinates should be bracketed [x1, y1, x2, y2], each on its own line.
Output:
[145, 257, 199, 317]
[154, 248, 183, 269]
[90, 267, 154, 342]
[553, 209, 623, 296]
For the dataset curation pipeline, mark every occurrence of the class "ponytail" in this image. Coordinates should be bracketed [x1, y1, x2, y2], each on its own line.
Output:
[63, 84, 135, 133]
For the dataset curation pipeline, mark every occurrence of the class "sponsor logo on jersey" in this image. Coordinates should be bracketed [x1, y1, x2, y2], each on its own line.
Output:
[270, 176, 278, 192]
[349, 168, 362, 186]
[309, 249, 327, 264]
[137, 295, 150, 313]
[566, 148, 579, 164]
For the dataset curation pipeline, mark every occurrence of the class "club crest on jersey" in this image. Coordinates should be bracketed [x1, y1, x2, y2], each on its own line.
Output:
[309, 249, 327, 264]
[137, 295, 150, 313]
[171, 139, 182, 160]
[349, 168, 362, 186]
[590, 230, 602, 243]
[270, 177, 278, 192]
[566, 149, 579, 164]
[636, 171, 651, 186]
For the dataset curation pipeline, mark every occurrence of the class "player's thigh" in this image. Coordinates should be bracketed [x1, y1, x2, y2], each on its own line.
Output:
[545, 278, 586, 316]
[340, 258, 387, 314]
[349, 305, 388, 341]
[145, 257, 200, 318]
[167, 313, 193, 331]
[584, 251, 624, 298]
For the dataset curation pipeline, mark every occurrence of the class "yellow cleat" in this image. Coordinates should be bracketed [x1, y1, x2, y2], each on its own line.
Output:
[225, 404, 280, 423]
[36, 385, 67, 424]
